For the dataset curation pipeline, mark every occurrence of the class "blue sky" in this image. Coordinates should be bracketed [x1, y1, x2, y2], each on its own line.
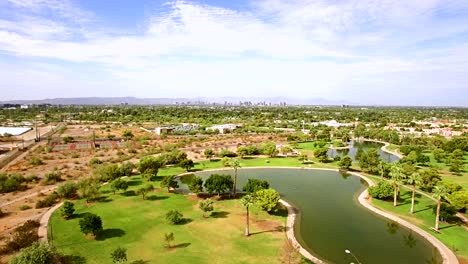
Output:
[0, 0, 467, 106]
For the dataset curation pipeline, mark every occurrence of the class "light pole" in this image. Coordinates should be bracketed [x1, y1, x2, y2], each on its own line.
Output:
[345, 249, 362, 264]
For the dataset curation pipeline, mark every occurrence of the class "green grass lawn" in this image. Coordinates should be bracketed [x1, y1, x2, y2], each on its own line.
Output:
[371, 190, 468, 259]
[49, 175, 287, 264]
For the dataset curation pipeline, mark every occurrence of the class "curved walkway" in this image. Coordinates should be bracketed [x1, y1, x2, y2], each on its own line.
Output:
[38, 202, 63, 243]
[182, 166, 458, 264]
[358, 138, 403, 159]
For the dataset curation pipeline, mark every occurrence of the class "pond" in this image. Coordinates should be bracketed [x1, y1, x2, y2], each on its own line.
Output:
[181, 168, 441, 264]
[328, 140, 400, 163]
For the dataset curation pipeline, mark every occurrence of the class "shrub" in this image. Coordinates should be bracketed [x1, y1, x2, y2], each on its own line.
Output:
[243, 179, 269, 193]
[89, 158, 102, 166]
[19, 205, 31, 211]
[110, 247, 127, 264]
[3, 220, 40, 253]
[165, 210, 183, 225]
[44, 171, 61, 184]
[255, 188, 280, 212]
[189, 176, 204, 194]
[0, 174, 26, 193]
[199, 199, 214, 217]
[28, 156, 44, 166]
[9, 242, 54, 264]
[219, 149, 237, 157]
[35, 193, 59, 208]
[368, 182, 394, 200]
[57, 181, 78, 198]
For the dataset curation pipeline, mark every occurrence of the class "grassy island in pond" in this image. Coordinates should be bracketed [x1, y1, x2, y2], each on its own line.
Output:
[49, 175, 288, 264]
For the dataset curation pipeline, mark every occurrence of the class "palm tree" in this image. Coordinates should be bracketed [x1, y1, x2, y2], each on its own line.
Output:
[389, 164, 403, 207]
[240, 194, 255, 236]
[432, 185, 448, 232]
[378, 161, 386, 179]
[232, 159, 241, 197]
[407, 172, 422, 214]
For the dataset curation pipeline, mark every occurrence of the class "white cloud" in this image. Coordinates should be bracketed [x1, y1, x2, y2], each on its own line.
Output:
[0, 0, 467, 105]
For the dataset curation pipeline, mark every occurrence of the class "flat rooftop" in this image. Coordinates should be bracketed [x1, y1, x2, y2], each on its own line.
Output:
[0, 127, 32, 136]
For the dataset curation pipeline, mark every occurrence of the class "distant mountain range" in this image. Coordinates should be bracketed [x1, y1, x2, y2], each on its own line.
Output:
[0, 97, 354, 106]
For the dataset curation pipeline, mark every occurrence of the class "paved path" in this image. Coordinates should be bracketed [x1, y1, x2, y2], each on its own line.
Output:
[38, 202, 63, 242]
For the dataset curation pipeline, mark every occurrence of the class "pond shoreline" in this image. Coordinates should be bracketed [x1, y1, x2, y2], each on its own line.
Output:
[180, 167, 458, 264]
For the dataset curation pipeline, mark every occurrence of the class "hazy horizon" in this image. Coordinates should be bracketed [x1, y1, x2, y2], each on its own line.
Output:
[1, 0, 467, 106]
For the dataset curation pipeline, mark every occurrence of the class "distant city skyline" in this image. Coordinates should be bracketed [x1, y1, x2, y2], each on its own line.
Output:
[0, 0, 468, 106]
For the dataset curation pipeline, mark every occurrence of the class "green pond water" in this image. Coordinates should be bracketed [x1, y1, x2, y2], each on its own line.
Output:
[183, 168, 441, 264]
[328, 140, 399, 163]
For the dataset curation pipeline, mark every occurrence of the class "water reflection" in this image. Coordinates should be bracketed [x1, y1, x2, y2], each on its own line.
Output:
[403, 231, 417, 248]
[387, 221, 400, 235]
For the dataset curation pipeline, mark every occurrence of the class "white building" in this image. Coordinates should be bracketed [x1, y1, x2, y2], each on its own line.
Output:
[207, 124, 239, 134]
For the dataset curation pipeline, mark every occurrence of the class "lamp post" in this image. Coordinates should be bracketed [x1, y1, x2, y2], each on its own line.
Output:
[345, 249, 362, 264]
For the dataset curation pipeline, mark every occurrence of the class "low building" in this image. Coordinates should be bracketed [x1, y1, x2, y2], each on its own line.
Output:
[207, 124, 240, 134]
[155, 127, 174, 135]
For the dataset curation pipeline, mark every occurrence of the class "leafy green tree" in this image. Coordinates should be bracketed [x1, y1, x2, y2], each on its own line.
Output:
[432, 185, 448, 231]
[204, 174, 234, 196]
[419, 168, 441, 192]
[221, 157, 231, 167]
[57, 181, 78, 198]
[164, 232, 174, 248]
[77, 178, 101, 203]
[179, 159, 194, 172]
[9, 242, 54, 264]
[338, 155, 352, 170]
[165, 210, 183, 225]
[240, 194, 255, 236]
[450, 159, 464, 173]
[110, 247, 127, 264]
[138, 156, 162, 176]
[160, 175, 179, 192]
[261, 142, 278, 157]
[110, 178, 129, 194]
[242, 179, 269, 193]
[79, 213, 103, 237]
[231, 159, 241, 197]
[314, 147, 328, 163]
[255, 188, 280, 212]
[368, 181, 394, 199]
[389, 164, 404, 207]
[298, 153, 308, 163]
[432, 148, 447, 163]
[378, 160, 387, 179]
[137, 184, 154, 200]
[119, 162, 135, 176]
[407, 173, 422, 214]
[61, 201, 75, 219]
[198, 199, 214, 217]
[237, 146, 249, 158]
[204, 148, 215, 159]
[448, 191, 468, 211]
[188, 176, 203, 195]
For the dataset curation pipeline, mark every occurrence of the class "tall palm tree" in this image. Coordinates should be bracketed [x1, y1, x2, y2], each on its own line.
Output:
[432, 185, 448, 231]
[232, 159, 241, 198]
[378, 161, 386, 179]
[407, 172, 422, 214]
[241, 194, 255, 236]
[389, 164, 403, 207]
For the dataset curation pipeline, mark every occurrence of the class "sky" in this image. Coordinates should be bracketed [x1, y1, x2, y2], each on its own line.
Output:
[0, 0, 467, 106]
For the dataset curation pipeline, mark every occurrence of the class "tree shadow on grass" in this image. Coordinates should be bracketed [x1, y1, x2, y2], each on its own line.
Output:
[121, 190, 136, 196]
[100, 190, 112, 194]
[250, 225, 285, 235]
[146, 195, 169, 201]
[174, 218, 193, 225]
[129, 260, 150, 264]
[211, 211, 230, 218]
[127, 180, 143, 186]
[59, 254, 87, 264]
[438, 224, 459, 230]
[270, 207, 288, 217]
[95, 196, 112, 203]
[73, 212, 92, 219]
[413, 206, 432, 214]
[172, 242, 191, 249]
[96, 228, 126, 241]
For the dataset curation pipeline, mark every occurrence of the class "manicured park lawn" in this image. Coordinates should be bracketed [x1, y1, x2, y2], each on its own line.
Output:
[49, 175, 287, 264]
[371, 190, 468, 259]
